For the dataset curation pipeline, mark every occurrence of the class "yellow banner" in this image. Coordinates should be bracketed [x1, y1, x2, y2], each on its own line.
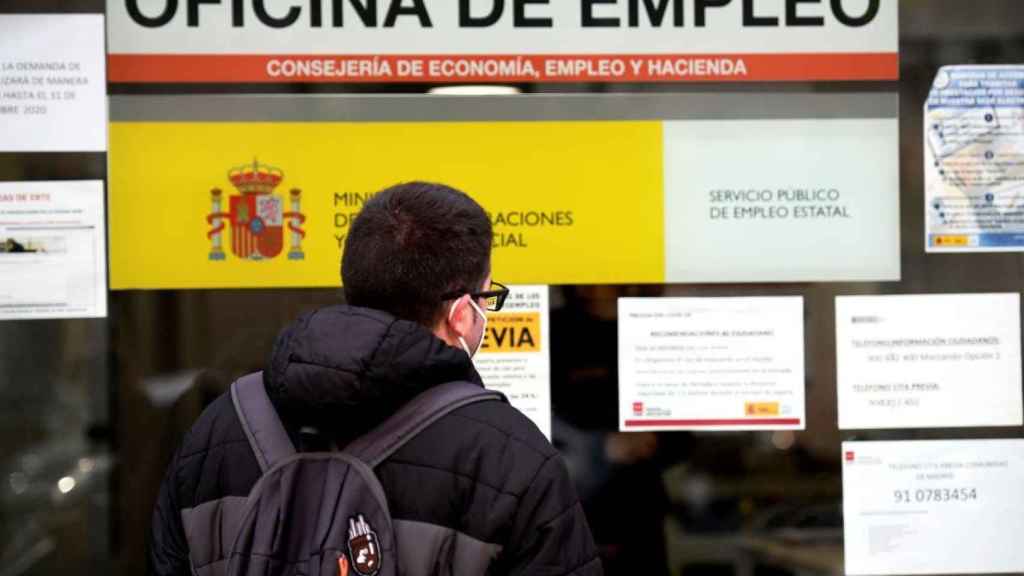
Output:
[109, 121, 664, 289]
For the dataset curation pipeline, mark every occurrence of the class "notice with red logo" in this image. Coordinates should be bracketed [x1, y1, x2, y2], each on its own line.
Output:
[474, 285, 551, 439]
[0, 181, 107, 319]
[843, 440, 1024, 575]
[618, 297, 805, 431]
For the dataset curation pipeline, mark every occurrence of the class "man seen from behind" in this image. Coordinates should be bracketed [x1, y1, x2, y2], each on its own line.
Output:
[149, 181, 603, 576]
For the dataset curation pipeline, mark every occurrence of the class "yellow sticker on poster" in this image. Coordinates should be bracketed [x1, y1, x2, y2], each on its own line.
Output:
[108, 121, 664, 289]
[481, 312, 541, 354]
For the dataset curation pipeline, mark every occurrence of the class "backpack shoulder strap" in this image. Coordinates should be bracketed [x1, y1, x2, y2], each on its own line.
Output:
[345, 381, 505, 468]
[230, 372, 297, 473]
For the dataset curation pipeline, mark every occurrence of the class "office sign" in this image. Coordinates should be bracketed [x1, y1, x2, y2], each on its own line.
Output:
[107, 93, 899, 288]
[107, 0, 898, 83]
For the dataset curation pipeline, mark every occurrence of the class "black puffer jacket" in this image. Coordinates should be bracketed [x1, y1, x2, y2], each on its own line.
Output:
[149, 305, 602, 576]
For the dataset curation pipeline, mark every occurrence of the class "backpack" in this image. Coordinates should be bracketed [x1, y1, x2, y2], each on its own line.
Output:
[198, 372, 504, 576]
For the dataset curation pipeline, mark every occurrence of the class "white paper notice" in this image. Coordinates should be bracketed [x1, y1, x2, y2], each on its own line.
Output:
[843, 440, 1024, 576]
[475, 285, 551, 439]
[618, 297, 805, 432]
[836, 294, 1022, 430]
[0, 15, 106, 152]
[663, 118, 900, 282]
[0, 181, 107, 319]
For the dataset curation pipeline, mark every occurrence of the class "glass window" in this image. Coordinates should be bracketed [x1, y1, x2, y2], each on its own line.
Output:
[2, 1, 1023, 574]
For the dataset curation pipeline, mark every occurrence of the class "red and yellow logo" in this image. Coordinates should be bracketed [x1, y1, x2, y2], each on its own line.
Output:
[206, 159, 306, 261]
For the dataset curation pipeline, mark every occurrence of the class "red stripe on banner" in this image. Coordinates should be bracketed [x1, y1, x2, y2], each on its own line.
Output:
[108, 53, 899, 83]
[624, 418, 802, 427]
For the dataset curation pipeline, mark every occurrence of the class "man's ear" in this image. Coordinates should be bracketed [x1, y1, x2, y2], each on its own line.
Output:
[447, 295, 476, 339]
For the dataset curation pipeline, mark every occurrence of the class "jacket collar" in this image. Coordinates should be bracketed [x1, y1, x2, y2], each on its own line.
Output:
[264, 305, 482, 436]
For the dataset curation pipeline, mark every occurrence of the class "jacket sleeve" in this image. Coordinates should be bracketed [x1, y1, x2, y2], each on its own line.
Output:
[502, 453, 604, 576]
[148, 447, 191, 576]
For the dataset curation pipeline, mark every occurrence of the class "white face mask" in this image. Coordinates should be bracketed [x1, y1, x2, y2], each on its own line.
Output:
[448, 297, 488, 358]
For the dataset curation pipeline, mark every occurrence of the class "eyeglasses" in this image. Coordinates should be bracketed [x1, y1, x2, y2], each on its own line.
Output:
[442, 281, 510, 312]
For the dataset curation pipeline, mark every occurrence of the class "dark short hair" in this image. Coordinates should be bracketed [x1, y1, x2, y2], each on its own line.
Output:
[342, 182, 492, 326]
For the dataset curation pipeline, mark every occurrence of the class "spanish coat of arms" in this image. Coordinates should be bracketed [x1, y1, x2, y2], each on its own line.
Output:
[206, 160, 306, 261]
